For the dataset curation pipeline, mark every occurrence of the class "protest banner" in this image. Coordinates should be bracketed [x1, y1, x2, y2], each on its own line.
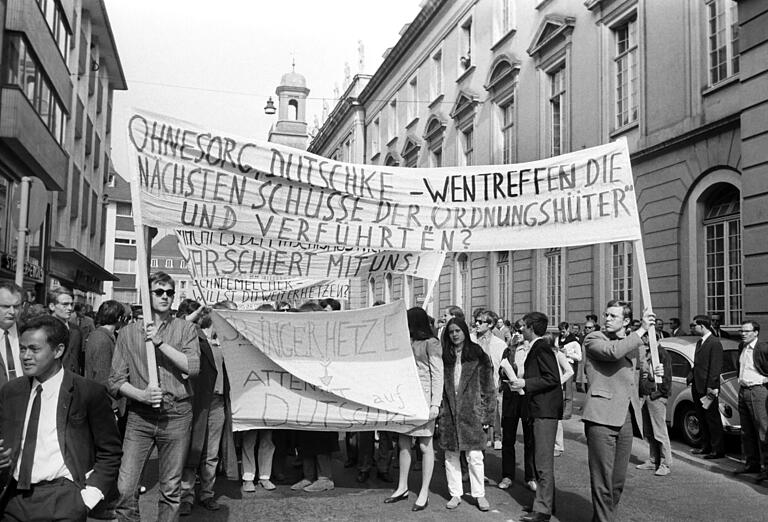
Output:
[209, 301, 430, 431]
[127, 109, 643, 253]
[192, 276, 350, 309]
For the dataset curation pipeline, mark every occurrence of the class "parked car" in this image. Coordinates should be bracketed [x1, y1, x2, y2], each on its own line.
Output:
[661, 336, 741, 447]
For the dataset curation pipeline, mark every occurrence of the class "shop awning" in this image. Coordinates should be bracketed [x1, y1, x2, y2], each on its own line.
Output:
[49, 247, 118, 294]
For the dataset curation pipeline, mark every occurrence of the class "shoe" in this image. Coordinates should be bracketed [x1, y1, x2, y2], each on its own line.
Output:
[732, 465, 761, 475]
[703, 453, 725, 460]
[525, 480, 538, 492]
[290, 478, 312, 491]
[446, 496, 462, 509]
[498, 477, 513, 489]
[412, 499, 429, 511]
[304, 478, 334, 492]
[258, 478, 276, 490]
[521, 512, 551, 522]
[477, 496, 490, 512]
[493, 440, 503, 450]
[553, 450, 563, 457]
[241, 480, 256, 493]
[636, 460, 656, 470]
[377, 470, 393, 483]
[179, 501, 192, 517]
[356, 470, 370, 483]
[691, 447, 711, 455]
[384, 491, 409, 503]
[199, 498, 220, 511]
[654, 464, 671, 476]
[755, 471, 768, 483]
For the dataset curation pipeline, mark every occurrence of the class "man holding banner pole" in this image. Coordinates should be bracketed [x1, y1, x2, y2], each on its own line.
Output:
[109, 271, 200, 521]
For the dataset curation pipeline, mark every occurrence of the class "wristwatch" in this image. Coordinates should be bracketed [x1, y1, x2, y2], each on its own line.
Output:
[153, 339, 164, 348]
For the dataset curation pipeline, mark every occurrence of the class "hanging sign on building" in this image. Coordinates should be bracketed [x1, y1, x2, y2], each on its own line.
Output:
[127, 109, 642, 254]
[210, 300, 430, 431]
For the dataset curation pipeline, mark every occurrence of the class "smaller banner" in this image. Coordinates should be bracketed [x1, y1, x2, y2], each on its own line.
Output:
[193, 278, 349, 309]
[212, 300, 430, 431]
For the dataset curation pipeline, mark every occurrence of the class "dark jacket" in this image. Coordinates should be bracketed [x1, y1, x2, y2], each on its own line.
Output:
[639, 345, 672, 400]
[84, 326, 125, 414]
[61, 319, 83, 376]
[0, 370, 122, 499]
[737, 340, 768, 377]
[687, 335, 723, 393]
[522, 337, 563, 419]
[500, 345, 529, 419]
[438, 342, 495, 452]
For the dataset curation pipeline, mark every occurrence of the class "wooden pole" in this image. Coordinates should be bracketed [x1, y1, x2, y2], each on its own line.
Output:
[129, 175, 159, 389]
[633, 238, 660, 371]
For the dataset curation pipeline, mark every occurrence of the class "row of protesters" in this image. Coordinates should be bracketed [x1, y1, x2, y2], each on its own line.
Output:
[0, 283, 123, 521]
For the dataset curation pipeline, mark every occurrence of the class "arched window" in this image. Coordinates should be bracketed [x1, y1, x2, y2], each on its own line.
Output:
[485, 58, 519, 163]
[384, 273, 393, 303]
[424, 117, 445, 167]
[703, 184, 742, 325]
[288, 99, 299, 120]
[368, 277, 376, 307]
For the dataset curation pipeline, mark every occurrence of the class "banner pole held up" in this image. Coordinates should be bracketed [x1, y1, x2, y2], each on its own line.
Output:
[633, 238, 660, 372]
[129, 173, 160, 390]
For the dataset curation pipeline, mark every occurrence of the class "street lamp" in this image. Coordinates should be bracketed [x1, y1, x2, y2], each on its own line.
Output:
[264, 96, 276, 115]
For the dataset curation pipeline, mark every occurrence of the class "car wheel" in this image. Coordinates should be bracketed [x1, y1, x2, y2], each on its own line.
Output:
[676, 402, 702, 447]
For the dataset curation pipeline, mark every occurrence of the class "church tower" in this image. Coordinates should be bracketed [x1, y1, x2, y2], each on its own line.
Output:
[267, 64, 310, 150]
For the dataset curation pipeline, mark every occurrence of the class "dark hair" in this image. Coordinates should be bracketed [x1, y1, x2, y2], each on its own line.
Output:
[407, 307, 435, 341]
[558, 321, 569, 330]
[20, 314, 69, 352]
[441, 317, 484, 366]
[670, 317, 680, 327]
[743, 320, 760, 334]
[372, 300, 386, 306]
[47, 286, 73, 306]
[149, 271, 175, 289]
[606, 300, 632, 321]
[523, 312, 549, 336]
[96, 300, 124, 326]
[585, 314, 598, 323]
[0, 280, 24, 296]
[446, 305, 465, 321]
[176, 298, 201, 318]
[692, 314, 712, 331]
[276, 301, 291, 310]
[320, 298, 341, 311]
[299, 301, 324, 312]
[256, 303, 276, 311]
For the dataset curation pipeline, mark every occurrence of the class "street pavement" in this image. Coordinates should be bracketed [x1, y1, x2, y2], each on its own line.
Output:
[122, 403, 767, 522]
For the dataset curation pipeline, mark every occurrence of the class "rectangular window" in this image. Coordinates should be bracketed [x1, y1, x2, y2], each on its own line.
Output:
[546, 248, 562, 325]
[150, 258, 158, 268]
[388, 98, 397, 141]
[614, 17, 638, 128]
[116, 202, 132, 217]
[113, 288, 137, 303]
[706, 218, 742, 325]
[611, 242, 633, 302]
[165, 259, 173, 268]
[460, 17, 473, 71]
[502, 102, 515, 163]
[431, 148, 442, 168]
[114, 237, 136, 245]
[462, 127, 474, 166]
[36, 0, 71, 63]
[499, 0, 515, 36]
[371, 117, 380, 156]
[407, 76, 418, 123]
[706, 0, 739, 85]
[113, 258, 136, 273]
[497, 251, 510, 318]
[431, 50, 443, 100]
[549, 65, 566, 156]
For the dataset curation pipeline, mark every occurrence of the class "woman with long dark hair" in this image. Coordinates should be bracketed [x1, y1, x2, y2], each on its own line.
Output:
[384, 307, 443, 511]
[438, 317, 495, 512]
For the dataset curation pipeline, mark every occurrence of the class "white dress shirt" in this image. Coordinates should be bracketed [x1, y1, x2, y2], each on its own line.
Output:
[739, 340, 768, 387]
[14, 367, 104, 508]
[1, 324, 22, 380]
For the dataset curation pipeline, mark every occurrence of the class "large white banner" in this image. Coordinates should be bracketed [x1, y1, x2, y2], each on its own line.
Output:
[128, 109, 642, 254]
[210, 301, 430, 432]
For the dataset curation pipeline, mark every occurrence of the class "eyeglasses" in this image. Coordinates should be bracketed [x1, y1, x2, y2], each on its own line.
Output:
[152, 289, 175, 298]
[476, 319, 493, 325]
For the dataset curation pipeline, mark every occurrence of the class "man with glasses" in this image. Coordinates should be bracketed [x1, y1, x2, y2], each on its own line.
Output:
[733, 321, 768, 481]
[0, 281, 24, 387]
[47, 287, 83, 375]
[109, 271, 200, 521]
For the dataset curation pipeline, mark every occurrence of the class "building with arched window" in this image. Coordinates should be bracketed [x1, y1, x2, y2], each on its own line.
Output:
[308, 0, 768, 331]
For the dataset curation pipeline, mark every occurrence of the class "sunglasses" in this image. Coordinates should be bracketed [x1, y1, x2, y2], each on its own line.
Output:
[152, 289, 175, 298]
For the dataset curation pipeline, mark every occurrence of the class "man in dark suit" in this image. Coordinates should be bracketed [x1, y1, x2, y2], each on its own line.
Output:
[709, 313, 735, 340]
[583, 300, 654, 522]
[687, 315, 725, 458]
[0, 315, 122, 521]
[509, 312, 562, 522]
[47, 287, 83, 375]
[669, 318, 682, 337]
[732, 320, 768, 481]
[0, 282, 24, 389]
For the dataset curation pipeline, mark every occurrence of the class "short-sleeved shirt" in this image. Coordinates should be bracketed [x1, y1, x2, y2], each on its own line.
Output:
[109, 317, 200, 404]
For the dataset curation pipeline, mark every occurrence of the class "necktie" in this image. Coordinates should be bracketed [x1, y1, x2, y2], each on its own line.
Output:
[4, 330, 16, 380]
[17, 384, 43, 490]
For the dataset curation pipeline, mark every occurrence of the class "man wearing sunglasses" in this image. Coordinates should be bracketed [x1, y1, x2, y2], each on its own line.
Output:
[109, 271, 201, 521]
